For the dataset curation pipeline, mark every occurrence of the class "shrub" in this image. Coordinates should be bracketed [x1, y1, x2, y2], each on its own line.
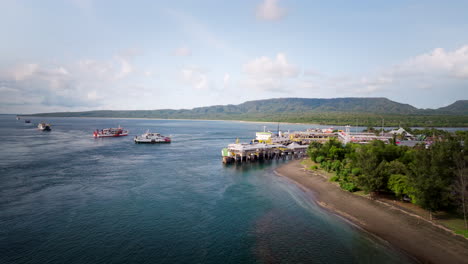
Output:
[315, 156, 324, 163]
[330, 175, 339, 182]
[351, 168, 361, 176]
[321, 161, 332, 172]
[331, 160, 342, 172]
[340, 181, 358, 192]
[339, 168, 350, 178]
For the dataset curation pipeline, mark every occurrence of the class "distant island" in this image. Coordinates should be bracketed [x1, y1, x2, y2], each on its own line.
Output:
[27, 97, 468, 127]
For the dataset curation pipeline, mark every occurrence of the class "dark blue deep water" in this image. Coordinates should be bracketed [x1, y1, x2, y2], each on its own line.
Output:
[0, 116, 415, 264]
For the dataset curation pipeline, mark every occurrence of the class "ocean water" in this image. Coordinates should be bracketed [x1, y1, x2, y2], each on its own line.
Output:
[0, 116, 415, 264]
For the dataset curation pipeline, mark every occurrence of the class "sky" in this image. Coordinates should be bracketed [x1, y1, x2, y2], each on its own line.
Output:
[1, 0, 468, 114]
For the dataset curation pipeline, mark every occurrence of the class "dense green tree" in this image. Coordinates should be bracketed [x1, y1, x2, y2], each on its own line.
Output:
[321, 139, 346, 161]
[388, 174, 412, 200]
[307, 142, 322, 161]
[408, 138, 460, 219]
[453, 151, 468, 229]
[306, 133, 466, 214]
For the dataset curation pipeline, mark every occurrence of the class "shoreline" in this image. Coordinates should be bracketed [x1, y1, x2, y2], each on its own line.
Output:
[13, 115, 468, 129]
[275, 159, 468, 264]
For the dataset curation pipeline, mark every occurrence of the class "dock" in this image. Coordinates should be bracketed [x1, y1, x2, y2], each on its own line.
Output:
[221, 142, 308, 164]
[221, 126, 416, 164]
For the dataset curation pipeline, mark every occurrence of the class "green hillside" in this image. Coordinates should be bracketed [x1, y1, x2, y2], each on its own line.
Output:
[436, 100, 468, 115]
[27, 97, 468, 127]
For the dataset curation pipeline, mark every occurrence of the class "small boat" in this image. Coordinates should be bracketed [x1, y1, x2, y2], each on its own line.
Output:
[16, 116, 20, 120]
[134, 131, 171, 144]
[38, 122, 51, 131]
[93, 127, 129, 138]
[24, 120, 31, 123]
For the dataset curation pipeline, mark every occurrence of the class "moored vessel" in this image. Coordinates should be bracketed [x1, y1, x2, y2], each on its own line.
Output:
[134, 131, 171, 143]
[93, 127, 129, 138]
[38, 122, 51, 131]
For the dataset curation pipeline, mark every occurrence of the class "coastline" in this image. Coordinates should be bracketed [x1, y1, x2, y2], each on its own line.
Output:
[275, 159, 468, 264]
[14, 115, 468, 129]
[15, 115, 327, 127]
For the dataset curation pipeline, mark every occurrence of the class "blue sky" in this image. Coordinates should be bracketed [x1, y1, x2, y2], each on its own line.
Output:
[1, 0, 467, 114]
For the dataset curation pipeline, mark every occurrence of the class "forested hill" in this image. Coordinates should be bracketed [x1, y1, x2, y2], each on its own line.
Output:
[435, 100, 468, 115]
[28, 97, 468, 127]
[201, 97, 419, 114]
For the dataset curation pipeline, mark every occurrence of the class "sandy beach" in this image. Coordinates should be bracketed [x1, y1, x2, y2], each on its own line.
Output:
[276, 159, 468, 264]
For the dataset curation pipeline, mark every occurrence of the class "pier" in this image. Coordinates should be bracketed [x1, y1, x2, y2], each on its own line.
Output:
[222, 126, 416, 164]
[221, 142, 308, 164]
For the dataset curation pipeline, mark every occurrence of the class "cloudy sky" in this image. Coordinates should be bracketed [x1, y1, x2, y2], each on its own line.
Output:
[1, 0, 468, 114]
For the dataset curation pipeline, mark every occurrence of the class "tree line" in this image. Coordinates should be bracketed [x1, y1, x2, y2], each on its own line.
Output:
[306, 131, 468, 226]
[32, 111, 468, 127]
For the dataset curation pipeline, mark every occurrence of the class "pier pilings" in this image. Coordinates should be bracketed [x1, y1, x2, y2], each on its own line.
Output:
[222, 144, 307, 164]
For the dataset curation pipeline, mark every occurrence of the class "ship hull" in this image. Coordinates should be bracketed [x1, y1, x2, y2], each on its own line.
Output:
[134, 139, 170, 144]
[94, 134, 128, 138]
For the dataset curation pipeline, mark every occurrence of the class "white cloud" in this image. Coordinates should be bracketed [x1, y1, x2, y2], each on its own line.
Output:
[223, 73, 230, 88]
[87, 90, 98, 100]
[143, 70, 155, 77]
[394, 45, 468, 79]
[180, 67, 209, 90]
[343, 45, 468, 95]
[314, 45, 468, 107]
[7, 63, 39, 81]
[173, 47, 192, 56]
[354, 77, 391, 94]
[256, 0, 287, 21]
[78, 60, 103, 78]
[244, 53, 298, 78]
[303, 68, 324, 78]
[242, 53, 299, 92]
[0, 52, 148, 113]
[115, 56, 133, 79]
[0, 86, 18, 93]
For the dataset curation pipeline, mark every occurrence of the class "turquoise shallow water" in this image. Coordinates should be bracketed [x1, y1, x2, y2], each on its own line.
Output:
[0, 116, 414, 263]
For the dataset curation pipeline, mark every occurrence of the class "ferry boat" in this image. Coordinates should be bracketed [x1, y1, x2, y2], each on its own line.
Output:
[93, 127, 129, 138]
[134, 131, 171, 144]
[38, 122, 51, 131]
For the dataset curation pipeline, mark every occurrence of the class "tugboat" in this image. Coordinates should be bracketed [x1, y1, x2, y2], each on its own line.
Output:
[134, 131, 171, 144]
[93, 126, 129, 138]
[38, 122, 51, 131]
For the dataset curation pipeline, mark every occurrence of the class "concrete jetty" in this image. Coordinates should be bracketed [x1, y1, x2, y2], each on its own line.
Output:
[221, 142, 308, 164]
[221, 125, 417, 164]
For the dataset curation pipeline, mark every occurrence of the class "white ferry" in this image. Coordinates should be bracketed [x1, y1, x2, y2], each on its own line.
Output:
[93, 127, 129, 138]
[38, 122, 51, 131]
[134, 131, 171, 144]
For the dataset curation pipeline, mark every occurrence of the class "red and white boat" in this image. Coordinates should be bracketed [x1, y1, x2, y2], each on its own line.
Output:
[93, 127, 129, 138]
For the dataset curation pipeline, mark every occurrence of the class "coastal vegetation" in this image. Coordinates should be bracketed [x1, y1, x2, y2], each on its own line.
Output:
[306, 130, 468, 234]
[29, 98, 468, 127]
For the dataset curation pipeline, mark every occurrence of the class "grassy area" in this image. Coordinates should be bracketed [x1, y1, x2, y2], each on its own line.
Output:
[300, 159, 338, 180]
[436, 213, 468, 238]
[353, 191, 368, 197]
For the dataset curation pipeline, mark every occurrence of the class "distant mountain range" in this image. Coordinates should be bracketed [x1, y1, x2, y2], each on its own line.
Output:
[435, 100, 468, 114]
[28, 97, 468, 127]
